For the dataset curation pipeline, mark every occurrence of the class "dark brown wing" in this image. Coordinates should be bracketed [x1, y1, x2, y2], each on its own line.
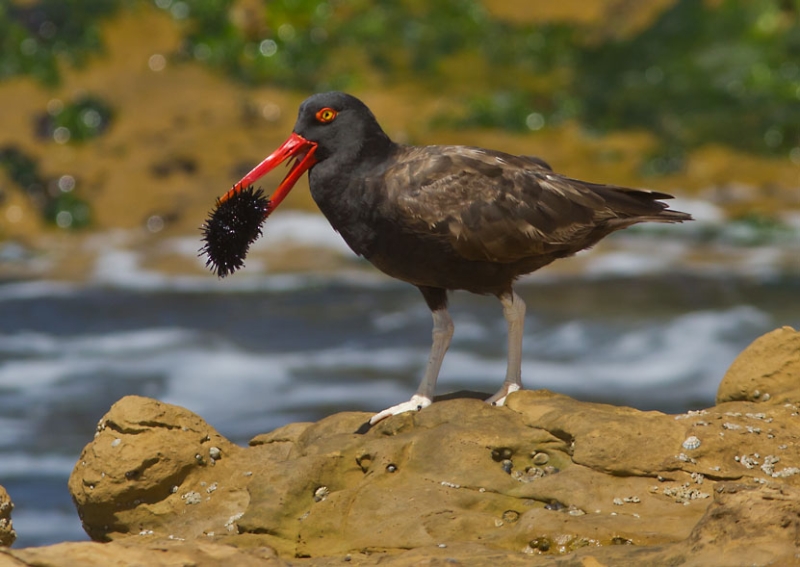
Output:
[380, 145, 689, 263]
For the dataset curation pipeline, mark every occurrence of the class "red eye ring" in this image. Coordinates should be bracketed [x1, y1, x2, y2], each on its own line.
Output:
[315, 107, 338, 123]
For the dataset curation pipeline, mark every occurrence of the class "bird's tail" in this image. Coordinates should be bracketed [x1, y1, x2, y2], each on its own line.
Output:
[586, 182, 693, 226]
[643, 208, 693, 223]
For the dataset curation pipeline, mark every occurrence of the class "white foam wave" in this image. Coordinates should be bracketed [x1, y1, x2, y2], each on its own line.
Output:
[91, 249, 170, 290]
[85, 212, 353, 291]
[168, 306, 771, 425]
[433, 305, 768, 401]
[157, 345, 425, 427]
[583, 238, 691, 277]
[249, 210, 354, 254]
[666, 196, 725, 225]
[0, 281, 78, 302]
[0, 328, 194, 357]
[0, 329, 199, 391]
[0, 454, 76, 477]
[0, 303, 770, 405]
[85, 239, 387, 294]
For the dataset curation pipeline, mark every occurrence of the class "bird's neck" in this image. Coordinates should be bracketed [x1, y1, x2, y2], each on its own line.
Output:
[343, 126, 395, 169]
[314, 127, 397, 182]
[307, 135, 398, 259]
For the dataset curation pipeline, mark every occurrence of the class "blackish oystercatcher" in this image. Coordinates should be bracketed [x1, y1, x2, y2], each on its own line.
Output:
[201, 92, 692, 424]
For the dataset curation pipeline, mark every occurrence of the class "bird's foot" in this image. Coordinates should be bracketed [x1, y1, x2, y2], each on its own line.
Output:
[369, 394, 432, 425]
[485, 383, 521, 406]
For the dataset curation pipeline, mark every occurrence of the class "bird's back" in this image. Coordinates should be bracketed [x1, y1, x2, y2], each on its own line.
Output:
[381, 145, 689, 256]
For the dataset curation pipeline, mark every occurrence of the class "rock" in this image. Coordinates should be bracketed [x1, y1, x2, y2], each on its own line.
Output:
[0, 540, 287, 566]
[717, 325, 800, 405]
[68, 396, 249, 543]
[0, 486, 15, 547]
[59, 365, 800, 566]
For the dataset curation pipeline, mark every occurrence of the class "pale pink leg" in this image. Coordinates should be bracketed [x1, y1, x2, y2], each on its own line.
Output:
[370, 308, 454, 424]
[485, 290, 525, 406]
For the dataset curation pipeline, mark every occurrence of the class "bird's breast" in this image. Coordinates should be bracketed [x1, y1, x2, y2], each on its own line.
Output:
[308, 165, 386, 259]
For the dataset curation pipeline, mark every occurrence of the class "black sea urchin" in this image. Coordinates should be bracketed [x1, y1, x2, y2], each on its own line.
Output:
[199, 185, 271, 277]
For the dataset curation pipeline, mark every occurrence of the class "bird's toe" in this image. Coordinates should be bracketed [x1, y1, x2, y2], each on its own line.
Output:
[485, 383, 522, 406]
[369, 394, 432, 425]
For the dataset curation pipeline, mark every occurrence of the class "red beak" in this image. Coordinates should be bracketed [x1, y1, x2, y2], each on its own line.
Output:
[218, 132, 318, 216]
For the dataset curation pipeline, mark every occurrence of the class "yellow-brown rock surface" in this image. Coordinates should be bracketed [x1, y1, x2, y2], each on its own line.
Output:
[717, 325, 800, 405]
[0, 540, 288, 567]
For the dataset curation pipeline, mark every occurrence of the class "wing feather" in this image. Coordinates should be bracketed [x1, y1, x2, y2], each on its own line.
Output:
[378, 145, 686, 263]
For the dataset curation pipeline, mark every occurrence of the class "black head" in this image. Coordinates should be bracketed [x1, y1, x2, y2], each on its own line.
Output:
[291, 92, 393, 163]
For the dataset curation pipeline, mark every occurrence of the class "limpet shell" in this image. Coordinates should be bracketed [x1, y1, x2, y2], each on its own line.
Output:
[682, 436, 701, 450]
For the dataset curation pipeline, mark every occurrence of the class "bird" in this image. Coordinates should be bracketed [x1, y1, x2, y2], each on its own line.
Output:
[201, 91, 692, 425]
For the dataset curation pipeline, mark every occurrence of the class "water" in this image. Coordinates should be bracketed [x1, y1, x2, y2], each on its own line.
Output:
[2, 203, 800, 546]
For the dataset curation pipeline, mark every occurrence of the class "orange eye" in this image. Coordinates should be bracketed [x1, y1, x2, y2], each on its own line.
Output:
[315, 107, 337, 123]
